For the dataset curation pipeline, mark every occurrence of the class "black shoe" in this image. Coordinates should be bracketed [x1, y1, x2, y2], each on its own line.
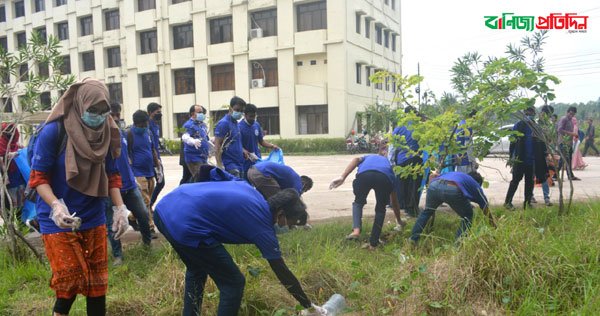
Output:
[530, 197, 538, 203]
[570, 177, 581, 181]
[504, 203, 515, 211]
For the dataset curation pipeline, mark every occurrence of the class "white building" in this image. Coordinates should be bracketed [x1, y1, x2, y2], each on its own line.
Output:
[0, 0, 401, 139]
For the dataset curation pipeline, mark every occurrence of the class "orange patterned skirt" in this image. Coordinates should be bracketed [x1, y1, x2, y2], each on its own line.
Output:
[42, 225, 108, 298]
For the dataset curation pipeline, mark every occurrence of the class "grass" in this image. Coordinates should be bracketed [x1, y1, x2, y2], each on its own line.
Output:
[3, 201, 600, 315]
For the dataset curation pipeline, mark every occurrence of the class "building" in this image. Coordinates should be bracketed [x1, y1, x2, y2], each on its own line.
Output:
[0, 0, 401, 139]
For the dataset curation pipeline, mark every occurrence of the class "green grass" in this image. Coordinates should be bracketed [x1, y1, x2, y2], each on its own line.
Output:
[3, 202, 600, 315]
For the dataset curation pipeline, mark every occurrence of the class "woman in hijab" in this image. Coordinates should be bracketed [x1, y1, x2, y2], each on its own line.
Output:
[0, 123, 25, 210]
[28, 78, 130, 316]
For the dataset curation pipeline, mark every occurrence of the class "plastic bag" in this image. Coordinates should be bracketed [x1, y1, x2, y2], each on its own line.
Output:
[14, 148, 36, 223]
[264, 148, 284, 164]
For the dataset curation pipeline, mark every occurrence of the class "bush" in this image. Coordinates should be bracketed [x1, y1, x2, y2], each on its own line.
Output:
[267, 138, 347, 154]
[163, 139, 181, 154]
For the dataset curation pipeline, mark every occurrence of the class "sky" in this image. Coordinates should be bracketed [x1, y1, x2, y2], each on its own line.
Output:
[401, 0, 600, 104]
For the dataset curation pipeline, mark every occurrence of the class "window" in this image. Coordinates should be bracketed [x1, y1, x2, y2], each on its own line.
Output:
[35, 27, 47, 43]
[298, 105, 328, 134]
[1, 66, 10, 84]
[106, 47, 121, 68]
[355, 63, 361, 84]
[81, 51, 95, 71]
[16, 32, 26, 48]
[40, 92, 51, 110]
[384, 30, 389, 48]
[141, 73, 160, 97]
[392, 35, 396, 52]
[38, 61, 49, 78]
[56, 22, 69, 40]
[375, 70, 382, 90]
[108, 83, 122, 104]
[365, 18, 371, 38]
[140, 30, 157, 54]
[19, 64, 28, 82]
[14, 1, 25, 18]
[138, 0, 156, 11]
[385, 0, 389, 5]
[173, 68, 195, 95]
[2, 98, 13, 113]
[172, 0, 190, 3]
[257, 107, 280, 135]
[0, 6, 5, 22]
[375, 25, 382, 44]
[385, 76, 389, 91]
[55, 0, 67, 6]
[365, 66, 371, 86]
[105, 10, 120, 31]
[210, 64, 234, 91]
[392, 0, 396, 10]
[60, 56, 71, 74]
[310, 60, 317, 65]
[297, 1, 327, 32]
[173, 24, 193, 49]
[355, 13, 361, 34]
[251, 59, 278, 87]
[210, 16, 232, 44]
[392, 77, 396, 93]
[34, 0, 45, 12]
[80, 16, 93, 36]
[0, 37, 7, 51]
[251, 9, 277, 37]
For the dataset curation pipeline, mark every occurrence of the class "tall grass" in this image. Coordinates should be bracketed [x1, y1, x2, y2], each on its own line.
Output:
[2, 202, 600, 315]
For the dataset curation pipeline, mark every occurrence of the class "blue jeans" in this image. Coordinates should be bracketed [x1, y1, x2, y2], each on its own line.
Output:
[106, 188, 152, 258]
[410, 180, 474, 242]
[154, 213, 245, 316]
[541, 180, 550, 201]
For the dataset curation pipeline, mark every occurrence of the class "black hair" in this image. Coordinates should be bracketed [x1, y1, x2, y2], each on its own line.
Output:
[540, 105, 554, 115]
[567, 106, 577, 114]
[244, 103, 257, 114]
[525, 106, 536, 114]
[300, 175, 313, 193]
[267, 188, 308, 226]
[467, 109, 477, 118]
[110, 102, 121, 115]
[147, 102, 162, 114]
[230, 96, 247, 108]
[404, 105, 417, 114]
[468, 171, 484, 186]
[188, 105, 197, 116]
[132, 110, 149, 124]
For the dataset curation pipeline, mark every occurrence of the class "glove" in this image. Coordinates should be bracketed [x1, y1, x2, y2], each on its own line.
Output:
[299, 304, 327, 315]
[155, 164, 164, 183]
[193, 138, 202, 149]
[112, 204, 131, 240]
[329, 176, 345, 190]
[248, 152, 259, 162]
[50, 199, 81, 230]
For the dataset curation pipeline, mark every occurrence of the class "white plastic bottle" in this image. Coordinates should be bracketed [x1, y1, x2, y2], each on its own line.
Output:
[322, 293, 346, 315]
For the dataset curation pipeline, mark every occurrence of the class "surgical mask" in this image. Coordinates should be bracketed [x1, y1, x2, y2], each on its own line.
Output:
[116, 119, 126, 130]
[231, 111, 243, 120]
[81, 111, 108, 128]
[133, 126, 148, 134]
[153, 113, 162, 121]
[196, 113, 205, 122]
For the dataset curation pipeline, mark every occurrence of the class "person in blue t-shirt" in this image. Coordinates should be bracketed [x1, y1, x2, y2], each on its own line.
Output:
[330, 146, 405, 249]
[105, 103, 152, 266]
[154, 182, 327, 315]
[410, 171, 495, 243]
[182, 104, 210, 179]
[147, 102, 165, 210]
[239, 103, 279, 176]
[214, 96, 246, 178]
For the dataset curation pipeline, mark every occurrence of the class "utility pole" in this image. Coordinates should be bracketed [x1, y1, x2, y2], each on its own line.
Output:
[416, 62, 421, 109]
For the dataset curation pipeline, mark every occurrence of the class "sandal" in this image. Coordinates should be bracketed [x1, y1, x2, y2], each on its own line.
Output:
[345, 233, 360, 240]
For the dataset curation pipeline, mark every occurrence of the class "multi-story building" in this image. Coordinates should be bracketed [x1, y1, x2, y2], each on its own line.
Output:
[0, 0, 401, 139]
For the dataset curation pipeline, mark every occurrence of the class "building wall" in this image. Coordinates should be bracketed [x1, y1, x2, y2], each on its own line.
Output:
[0, 0, 402, 139]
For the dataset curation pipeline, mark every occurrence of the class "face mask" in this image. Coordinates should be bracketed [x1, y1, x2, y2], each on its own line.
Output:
[527, 115, 535, 121]
[231, 111, 243, 120]
[82, 111, 107, 128]
[133, 126, 148, 134]
[196, 113, 205, 122]
[116, 119, 126, 130]
[153, 113, 162, 121]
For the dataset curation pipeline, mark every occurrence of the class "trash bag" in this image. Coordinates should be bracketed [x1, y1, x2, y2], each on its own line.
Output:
[264, 148, 284, 164]
[13, 147, 36, 223]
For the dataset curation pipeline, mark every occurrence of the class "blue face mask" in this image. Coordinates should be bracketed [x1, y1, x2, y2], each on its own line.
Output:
[527, 115, 535, 121]
[133, 126, 148, 134]
[231, 111, 243, 120]
[196, 113, 205, 122]
[81, 111, 108, 128]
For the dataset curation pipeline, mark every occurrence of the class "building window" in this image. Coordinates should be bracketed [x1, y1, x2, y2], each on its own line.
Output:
[105, 10, 120, 31]
[391, 0, 396, 10]
[81, 51, 95, 71]
[251, 9, 277, 37]
[365, 18, 371, 38]
[392, 35, 396, 52]
[141, 73, 160, 97]
[38, 61, 49, 78]
[297, 1, 327, 32]
[1, 67, 9, 84]
[355, 13, 361, 34]
[35, 27, 47, 43]
[106, 47, 121, 68]
[0, 6, 5, 22]
[173, 23, 193, 49]
[56, 22, 69, 40]
[19, 64, 28, 82]
[210, 16, 233, 44]
[40, 92, 51, 110]
[385, 0, 389, 5]
[138, 0, 156, 11]
[375, 70, 382, 90]
[2, 98, 13, 112]
[80, 16, 93, 36]
[251, 59, 278, 87]
[0, 37, 7, 51]
[375, 25, 382, 44]
[140, 30, 157, 54]
[172, 0, 190, 3]
[365, 66, 371, 86]
[173, 68, 195, 95]
[60, 56, 71, 74]
[108, 83, 122, 104]
[385, 76, 389, 91]
[14, 1, 25, 18]
[384, 30, 389, 48]
[16, 32, 26, 49]
[392, 77, 396, 93]
[34, 0, 45, 12]
[257, 107, 280, 135]
[298, 105, 328, 135]
[55, 0, 67, 6]
[211, 64, 234, 91]
[356, 63, 361, 84]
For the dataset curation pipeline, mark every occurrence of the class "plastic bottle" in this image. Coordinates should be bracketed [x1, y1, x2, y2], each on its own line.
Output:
[322, 293, 346, 315]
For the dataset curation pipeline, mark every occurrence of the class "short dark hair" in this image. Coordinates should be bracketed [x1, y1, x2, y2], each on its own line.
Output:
[525, 106, 536, 114]
[300, 176, 313, 193]
[567, 106, 577, 114]
[468, 171, 484, 186]
[188, 105, 197, 116]
[147, 102, 162, 114]
[110, 102, 121, 115]
[404, 105, 417, 114]
[132, 110, 149, 124]
[230, 96, 246, 108]
[551, 114, 558, 120]
[244, 103, 257, 114]
[267, 188, 308, 226]
[540, 105, 554, 115]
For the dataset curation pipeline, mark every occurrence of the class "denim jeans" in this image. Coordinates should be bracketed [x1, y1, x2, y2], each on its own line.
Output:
[541, 180, 550, 201]
[154, 213, 245, 316]
[105, 188, 152, 258]
[410, 180, 474, 242]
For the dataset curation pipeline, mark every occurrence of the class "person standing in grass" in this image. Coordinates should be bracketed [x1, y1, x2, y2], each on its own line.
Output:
[239, 103, 279, 177]
[410, 171, 495, 244]
[182, 105, 210, 179]
[154, 181, 326, 315]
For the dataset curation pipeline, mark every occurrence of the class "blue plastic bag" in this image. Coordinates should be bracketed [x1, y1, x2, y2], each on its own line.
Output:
[13, 148, 36, 223]
[263, 149, 284, 164]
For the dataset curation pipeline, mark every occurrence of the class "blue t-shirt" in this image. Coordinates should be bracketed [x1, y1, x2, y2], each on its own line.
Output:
[357, 155, 397, 186]
[155, 181, 282, 259]
[149, 119, 161, 160]
[513, 122, 535, 166]
[239, 119, 264, 172]
[392, 125, 419, 165]
[214, 114, 244, 171]
[456, 119, 473, 166]
[434, 172, 488, 209]
[31, 121, 118, 234]
[183, 119, 209, 164]
[7, 165, 25, 188]
[254, 161, 303, 194]
[117, 130, 137, 191]
[128, 128, 155, 177]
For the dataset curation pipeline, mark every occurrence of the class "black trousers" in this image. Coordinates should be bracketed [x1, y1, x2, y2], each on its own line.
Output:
[583, 141, 600, 156]
[353, 171, 393, 246]
[505, 163, 534, 205]
[396, 156, 423, 216]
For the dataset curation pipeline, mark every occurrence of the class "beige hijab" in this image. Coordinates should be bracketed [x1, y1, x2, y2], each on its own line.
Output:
[46, 78, 121, 197]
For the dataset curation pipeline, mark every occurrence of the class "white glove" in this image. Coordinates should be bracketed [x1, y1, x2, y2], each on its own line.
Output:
[193, 138, 202, 149]
[50, 199, 81, 230]
[154, 164, 164, 183]
[329, 176, 345, 190]
[112, 204, 130, 240]
[248, 152, 259, 162]
[300, 304, 328, 315]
